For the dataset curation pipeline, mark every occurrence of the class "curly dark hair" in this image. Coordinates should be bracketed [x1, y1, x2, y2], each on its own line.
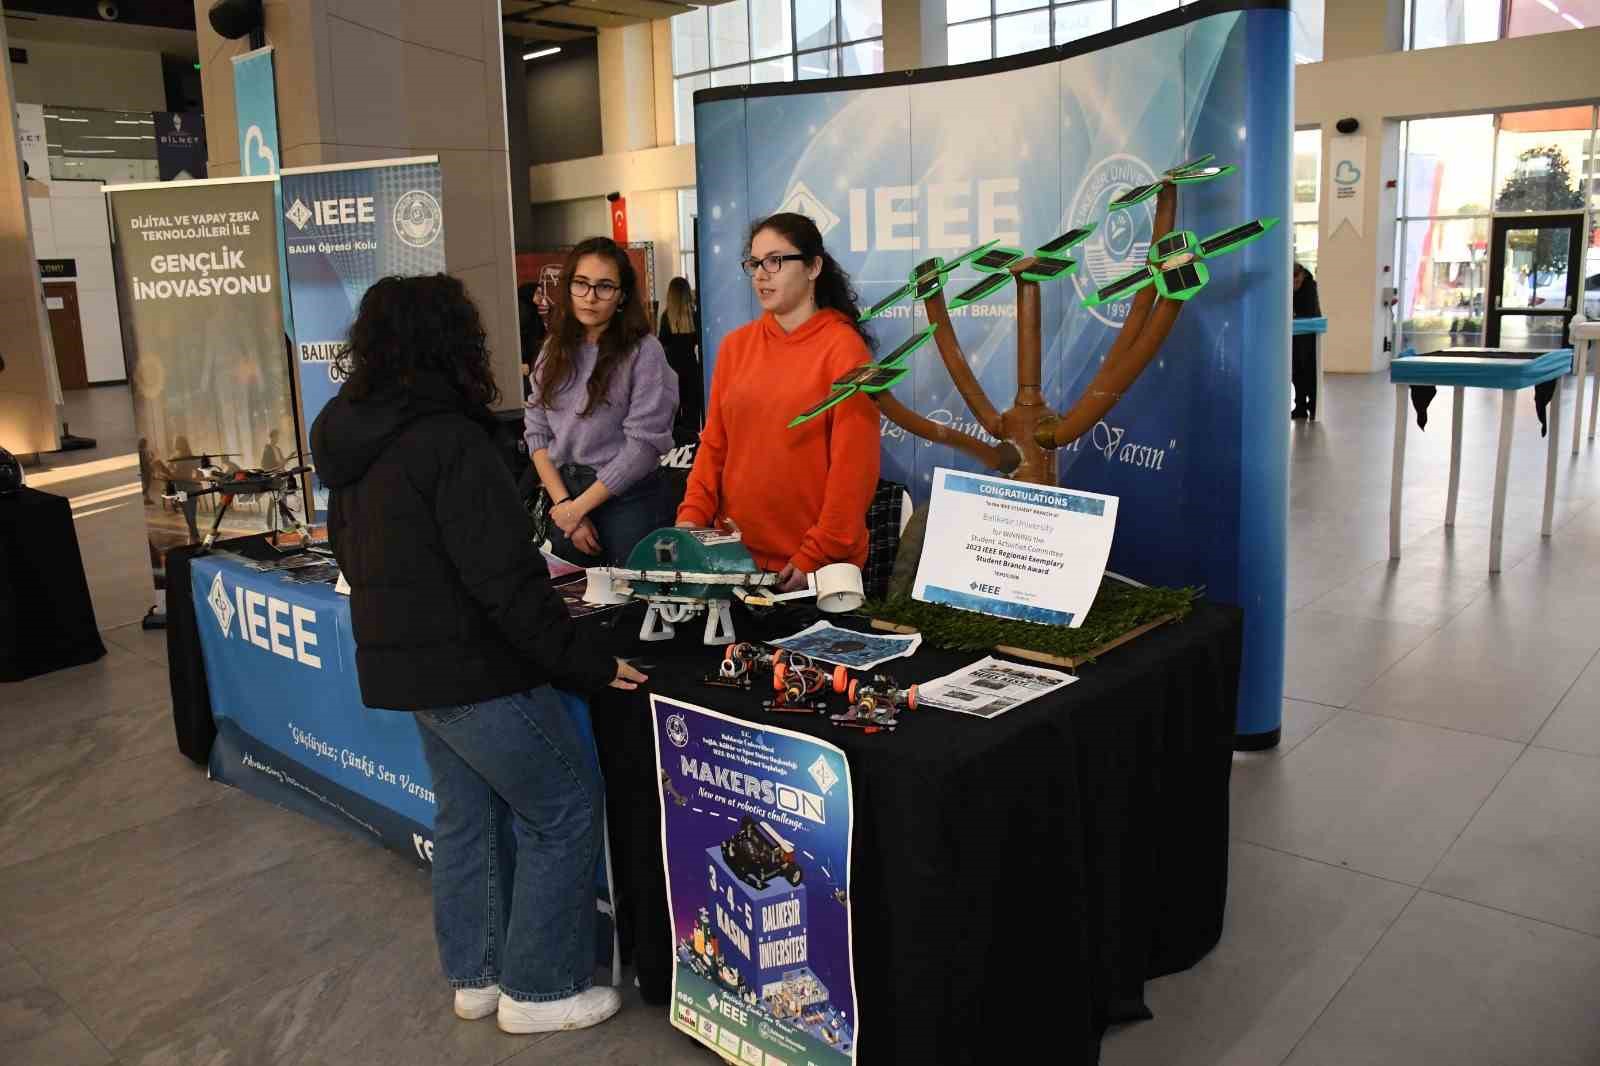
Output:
[748, 212, 876, 353]
[335, 274, 499, 409]
[536, 237, 652, 416]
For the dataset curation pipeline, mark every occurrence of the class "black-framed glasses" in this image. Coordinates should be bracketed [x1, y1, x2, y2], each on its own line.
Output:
[570, 278, 621, 300]
[741, 253, 807, 277]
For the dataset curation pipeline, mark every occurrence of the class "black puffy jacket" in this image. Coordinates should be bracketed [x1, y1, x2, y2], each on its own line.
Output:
[310, 372, 615, 711]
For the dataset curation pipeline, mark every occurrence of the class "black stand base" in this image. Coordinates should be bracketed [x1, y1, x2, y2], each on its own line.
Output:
[142, 606, 167, 630]
[58, 433, 97, 452]
[1233, 727, 1281, 752]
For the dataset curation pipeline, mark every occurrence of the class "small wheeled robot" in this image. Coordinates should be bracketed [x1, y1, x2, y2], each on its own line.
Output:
[705, 642, 791, 690]
[830, 672, 919, 732]
[765, 656, 833, 712]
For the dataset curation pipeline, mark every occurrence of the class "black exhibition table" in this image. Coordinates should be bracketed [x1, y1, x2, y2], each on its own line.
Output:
[591, 599, 1242, 1066]
[0, 487, 104, 681]
[164, 535, 1241, 1063]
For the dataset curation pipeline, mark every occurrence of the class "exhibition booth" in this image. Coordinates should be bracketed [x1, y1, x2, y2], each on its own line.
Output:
[128, 2, 1314, 1062]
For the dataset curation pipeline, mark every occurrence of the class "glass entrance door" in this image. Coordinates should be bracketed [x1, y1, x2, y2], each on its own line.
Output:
[1487, 214, 1584, 350]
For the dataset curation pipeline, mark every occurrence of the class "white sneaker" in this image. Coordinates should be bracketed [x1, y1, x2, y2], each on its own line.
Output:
[497, 987, 622, 1034]
[454, 984, 501, 1020]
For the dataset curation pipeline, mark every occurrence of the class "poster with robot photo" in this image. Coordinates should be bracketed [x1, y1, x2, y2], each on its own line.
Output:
[652, 696, 859, 1066]
[280, 158, 446, 522]
[106, 176, 297, 591]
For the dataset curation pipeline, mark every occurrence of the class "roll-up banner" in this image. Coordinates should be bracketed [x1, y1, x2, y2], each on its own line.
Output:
[104, 176, 298, 591]
[693, 1, 1291, 737]
[280, 157, 446, 521]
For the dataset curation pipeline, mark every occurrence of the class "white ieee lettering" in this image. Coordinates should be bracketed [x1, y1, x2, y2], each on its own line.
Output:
[224, 579, 323, 669]
[313, 196, 375, 226]
[847, 178, 1022, 252]
[292, 605, 321, 668]
[267, 597, 294, 660]
[243, 589, 270, 650]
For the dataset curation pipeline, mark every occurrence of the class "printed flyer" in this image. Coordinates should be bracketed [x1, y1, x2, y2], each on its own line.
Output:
[652, 696, 859, 1066]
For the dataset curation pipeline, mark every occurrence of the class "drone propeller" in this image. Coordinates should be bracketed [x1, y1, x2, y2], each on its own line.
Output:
[1107, 152, 1239, 213]
[1083, 216, 1279, 307]
[787, 325, 937, 427]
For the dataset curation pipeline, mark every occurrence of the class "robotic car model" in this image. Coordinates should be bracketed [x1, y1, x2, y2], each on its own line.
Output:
[721, 816, 804, 889]
[765, 656, 832, 712]
[830, 672, 919, 731]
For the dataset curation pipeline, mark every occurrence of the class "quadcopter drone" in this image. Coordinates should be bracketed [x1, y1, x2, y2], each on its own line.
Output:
[163, 459, 318, 554]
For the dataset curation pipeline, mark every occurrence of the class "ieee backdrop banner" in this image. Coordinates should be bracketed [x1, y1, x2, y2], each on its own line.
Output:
[653, 696, 858, 1066]
[192, 553, 617, 970]
[281, 157, 446, 519]
[105, 177, 296, 591]
[694, 1, 1291, 734]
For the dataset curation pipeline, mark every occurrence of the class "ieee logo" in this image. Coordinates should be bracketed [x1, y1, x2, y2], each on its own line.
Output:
[808, 754, 838, 795]
[970, 582, 1001, 595]
[285, 198, 313, 231]
[777, 181, 839, 238]
[208, 571, 235, 635]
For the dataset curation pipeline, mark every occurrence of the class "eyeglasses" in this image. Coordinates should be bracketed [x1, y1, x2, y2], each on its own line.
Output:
[741, 253, 807, 277]
[570, 278, 621, 300]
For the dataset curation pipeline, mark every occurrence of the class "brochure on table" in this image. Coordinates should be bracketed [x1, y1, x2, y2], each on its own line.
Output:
[912, 468, 1118, 627]
[916, 656, 1077, 719]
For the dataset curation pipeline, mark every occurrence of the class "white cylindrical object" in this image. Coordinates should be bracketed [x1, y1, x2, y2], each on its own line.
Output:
[812, 563, 865, 613]
[583, 567, 629, 605]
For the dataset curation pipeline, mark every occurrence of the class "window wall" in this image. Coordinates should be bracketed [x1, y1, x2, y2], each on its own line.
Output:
[1395, 106, 1598, 352]
[1405, 0, 1598, 50]
[671, 0, 884, 143]
[947, 0, 1323, 64]
[1293, 128, 1321, 274]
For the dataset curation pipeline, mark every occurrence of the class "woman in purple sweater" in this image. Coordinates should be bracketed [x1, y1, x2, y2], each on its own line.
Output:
[524, 237, 677, 565]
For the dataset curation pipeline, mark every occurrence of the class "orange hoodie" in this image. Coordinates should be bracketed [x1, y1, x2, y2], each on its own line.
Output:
[677, 308, 880, 573]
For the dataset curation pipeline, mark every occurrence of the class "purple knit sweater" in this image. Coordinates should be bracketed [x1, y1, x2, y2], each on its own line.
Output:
[522, 335, 678, 495]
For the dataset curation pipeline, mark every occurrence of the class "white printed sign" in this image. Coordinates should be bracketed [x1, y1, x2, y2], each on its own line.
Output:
[1328, 134, 1365, 238]
[912, 468, 1118, 628]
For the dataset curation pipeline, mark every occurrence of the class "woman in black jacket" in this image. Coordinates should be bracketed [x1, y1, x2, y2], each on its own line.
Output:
[657, 276, 702, 432]
[311, 274, 644, 1035]
[1292, 262, 1322, 420]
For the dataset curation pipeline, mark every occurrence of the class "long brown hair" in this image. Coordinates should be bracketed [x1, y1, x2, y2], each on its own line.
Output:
[748, 212, 876, 353]
[536, 237, 651, 416]
[664, 276, 695, 334]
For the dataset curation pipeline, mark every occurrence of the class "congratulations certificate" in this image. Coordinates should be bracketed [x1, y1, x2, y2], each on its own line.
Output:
[912, 468, 1118, 628]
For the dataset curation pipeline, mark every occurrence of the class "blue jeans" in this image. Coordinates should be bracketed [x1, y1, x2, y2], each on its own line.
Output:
[547, 466, 668, 567]
[415, 687, 602, 1002]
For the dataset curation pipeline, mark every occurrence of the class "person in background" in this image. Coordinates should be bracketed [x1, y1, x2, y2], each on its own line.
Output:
[658, 276, 702, 431]
[1292, 261, 1322, 420]
[517, 283, 546, 401]
[525, 237, 677, 566]
[676, 212, 879, 591]
[260, 428, 286, 471]
[311, 274, 645, 1035]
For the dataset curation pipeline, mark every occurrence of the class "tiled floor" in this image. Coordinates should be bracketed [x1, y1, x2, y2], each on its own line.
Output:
[7, 374, 1600, 1065]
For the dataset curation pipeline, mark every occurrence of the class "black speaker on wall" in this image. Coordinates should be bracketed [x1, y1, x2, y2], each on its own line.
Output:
[209, 0, 263, 41]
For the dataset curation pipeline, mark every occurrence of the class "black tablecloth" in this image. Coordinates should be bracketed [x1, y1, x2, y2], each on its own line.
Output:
[0, 487, 105, 682]
[591, 600, 1241, 1065]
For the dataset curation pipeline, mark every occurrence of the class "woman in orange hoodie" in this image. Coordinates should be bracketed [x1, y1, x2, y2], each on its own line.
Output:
[676, 212, 880, 591]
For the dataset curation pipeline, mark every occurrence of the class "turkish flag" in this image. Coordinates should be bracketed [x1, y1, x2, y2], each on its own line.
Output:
[611, 196, 628, 244]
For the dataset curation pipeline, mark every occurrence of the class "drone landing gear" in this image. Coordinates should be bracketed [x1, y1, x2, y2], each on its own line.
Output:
[704, 600, 734, 645]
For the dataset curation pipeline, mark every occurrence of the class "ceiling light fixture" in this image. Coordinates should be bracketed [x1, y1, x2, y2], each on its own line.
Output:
[1562, 11, 1584, 26]
[523, 46, 561, 60]
[1537, 0, 1559, 10]
[54, 116, 90, 123]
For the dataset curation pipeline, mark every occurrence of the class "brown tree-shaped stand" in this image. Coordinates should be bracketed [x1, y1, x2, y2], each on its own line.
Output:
[876, 184, 1182, 488]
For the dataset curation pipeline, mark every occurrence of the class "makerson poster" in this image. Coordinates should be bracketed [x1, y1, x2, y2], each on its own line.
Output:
[693, 0, 1291, 736]
[653, 696, 859, 1066]
[280, 157, 445, 521]
[105, 176, 296, 590]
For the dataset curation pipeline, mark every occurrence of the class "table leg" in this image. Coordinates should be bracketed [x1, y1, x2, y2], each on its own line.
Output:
[1589, 340, 1600, 442]
[1312, 334, 1323, 422]
[1489, 388, 1516, 573]
[1543, 375, 1562, 537]
[1571, 339, 1588, 456]
[1446, 386, 1465, 528]
[1391, 383, 1408, 560]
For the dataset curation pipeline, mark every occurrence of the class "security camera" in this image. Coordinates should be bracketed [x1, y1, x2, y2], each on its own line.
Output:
[97, 1, 120, 19]
[209, 0, 264, 40]
[1336, 117, 1360, 135]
